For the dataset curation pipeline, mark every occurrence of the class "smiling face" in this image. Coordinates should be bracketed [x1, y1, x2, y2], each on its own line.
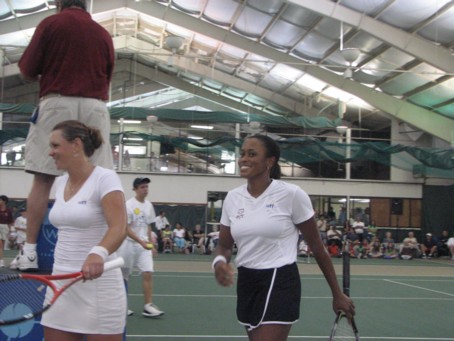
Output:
[49, 129, 78, 171]
[238, 137, 275, 181]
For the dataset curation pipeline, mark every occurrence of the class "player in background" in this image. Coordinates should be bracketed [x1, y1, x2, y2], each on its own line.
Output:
[117, 177, 164, 318]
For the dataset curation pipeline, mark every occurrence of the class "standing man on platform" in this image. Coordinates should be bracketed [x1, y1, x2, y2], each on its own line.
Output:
[15, 0, 115, 271]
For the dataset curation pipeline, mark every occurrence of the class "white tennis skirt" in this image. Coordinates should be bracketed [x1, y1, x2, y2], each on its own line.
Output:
[41, 267, 126, 334]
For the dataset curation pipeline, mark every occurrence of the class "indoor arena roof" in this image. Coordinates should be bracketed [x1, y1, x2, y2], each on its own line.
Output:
[1, 0, 453, 143]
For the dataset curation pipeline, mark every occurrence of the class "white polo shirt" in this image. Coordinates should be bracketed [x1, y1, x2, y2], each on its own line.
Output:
[220, 180, 314, 269]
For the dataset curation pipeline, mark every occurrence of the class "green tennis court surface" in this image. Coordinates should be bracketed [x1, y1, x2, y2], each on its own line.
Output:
[125, 254, 454, 340]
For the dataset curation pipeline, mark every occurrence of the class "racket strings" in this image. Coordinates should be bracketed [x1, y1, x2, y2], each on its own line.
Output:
[0, 277, 51, 316]
[332, 316, 357, 340]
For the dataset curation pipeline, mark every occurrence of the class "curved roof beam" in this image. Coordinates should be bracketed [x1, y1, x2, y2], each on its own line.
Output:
[113, 58, 272, 118]
[288, 0, 454, 73]
[113, 36, 311, 116]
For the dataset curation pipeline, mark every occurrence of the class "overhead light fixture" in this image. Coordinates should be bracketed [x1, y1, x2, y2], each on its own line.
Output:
[117, 120, 141, 124]
[165, 36, 184, 51]
[165, 35, 184, 66]
[341, 48, 360, 79]
[249, 121, 261, 130]
[123, 137, 143, 141]
[190, 125, 213, 130]
[336, 125, 348, 135]
[147, 115, 158, 124]
[341, 48, 360, 64]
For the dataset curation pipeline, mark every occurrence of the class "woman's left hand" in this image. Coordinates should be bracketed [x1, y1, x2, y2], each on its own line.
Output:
[81, 253, 105, 280]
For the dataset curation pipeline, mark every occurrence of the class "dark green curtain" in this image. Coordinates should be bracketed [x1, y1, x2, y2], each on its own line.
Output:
[153, 204, 207, 232]
[422, 185, 454, 238]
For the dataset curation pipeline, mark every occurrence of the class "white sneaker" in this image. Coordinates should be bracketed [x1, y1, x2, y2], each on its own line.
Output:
[9, 254, 20, 269]
[0, 260, 4, 268]
[17, 249, 38, 271]
[142, 303, 164, 318]
[127, 309, 134, 316]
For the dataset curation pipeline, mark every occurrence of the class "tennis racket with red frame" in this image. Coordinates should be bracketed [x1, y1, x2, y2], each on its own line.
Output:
[329, 240, 360, 341]
[0, 257, 124, 326]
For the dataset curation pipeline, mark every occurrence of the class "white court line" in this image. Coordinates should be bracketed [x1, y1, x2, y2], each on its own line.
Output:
[129, 293, 236, 298]
[153, 274, 454, 282]
[384, 279, 454, 297]
[127, 293, 454, 301]
[126, 335, 454, 340]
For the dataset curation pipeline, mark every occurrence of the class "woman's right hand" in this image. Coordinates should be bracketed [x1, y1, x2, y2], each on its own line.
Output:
[214, 262, 235, 287]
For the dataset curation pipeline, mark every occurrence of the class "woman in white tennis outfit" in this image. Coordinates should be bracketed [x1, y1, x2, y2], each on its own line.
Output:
[213, 135, 355, 341]
[40, 120, 127, 341]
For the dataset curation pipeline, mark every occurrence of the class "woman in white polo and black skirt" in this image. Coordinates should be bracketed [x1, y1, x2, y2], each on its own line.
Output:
[212, 135, 355, 341]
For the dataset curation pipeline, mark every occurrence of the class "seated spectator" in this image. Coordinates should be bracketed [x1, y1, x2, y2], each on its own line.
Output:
[344, 226, 358, 244]
[367, 236, 383, 258]
[298, 238, 311, 257]
[173, 222, 187, 253]
[162, 225, 173, 253]
[155, 211, 170, 253]
[326, 223, 342, 257]
[381, 232, 398, 259]
[191, 224, 206, 254]
[352, 217, 366, 242]
[367, 220, 378, 240]
[353, 238, 370, 259]
[421, 233, 437, 258]
[183, 228, 193, 255]
[437, 230, 450, 257]
[447, 234, 454, 260]
[381, 231, 394, 245]
[399, 231, 420, 259]
[317, 215, 328, 245]
[205, 225, 220, 254]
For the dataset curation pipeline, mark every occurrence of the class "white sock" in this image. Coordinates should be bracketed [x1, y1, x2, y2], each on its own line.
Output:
[23, 243, 37, 252]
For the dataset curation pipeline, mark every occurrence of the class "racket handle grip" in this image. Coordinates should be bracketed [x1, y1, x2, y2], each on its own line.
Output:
[104, 257, 124, 272]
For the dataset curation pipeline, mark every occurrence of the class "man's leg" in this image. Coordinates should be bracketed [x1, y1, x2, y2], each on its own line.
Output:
[141, 271, 163, 317]
[142, 271, 152, 305]
[18, 173, 55, 271]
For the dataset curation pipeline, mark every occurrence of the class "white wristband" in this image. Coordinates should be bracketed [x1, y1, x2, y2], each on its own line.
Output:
[89, 246, 109, 261]
[211, 255, 227, 271]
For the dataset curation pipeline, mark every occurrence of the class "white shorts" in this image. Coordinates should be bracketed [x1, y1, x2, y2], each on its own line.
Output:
[117, 240, 154, 278]
[25, 96, 113, 176]
[40, 267, 126, 334]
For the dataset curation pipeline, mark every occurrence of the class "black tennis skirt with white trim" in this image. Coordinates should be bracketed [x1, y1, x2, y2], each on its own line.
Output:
[236, 262, 301, 330]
